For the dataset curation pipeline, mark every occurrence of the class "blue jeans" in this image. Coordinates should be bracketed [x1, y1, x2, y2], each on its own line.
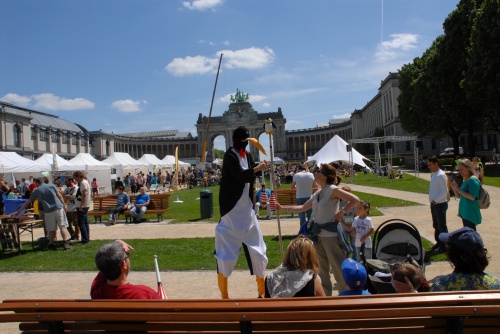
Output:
[297, 197, 312, 227]
[77, 207, 90, 243]
[131, 206, 147, 222]
[430, 202, 448, 247]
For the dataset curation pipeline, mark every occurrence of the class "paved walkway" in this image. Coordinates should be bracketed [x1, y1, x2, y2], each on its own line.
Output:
[1, 173, 499, 333]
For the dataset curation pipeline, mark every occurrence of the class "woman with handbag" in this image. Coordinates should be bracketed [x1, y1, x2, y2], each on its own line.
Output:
[277, 163, 359, 295]
[450, 159, 481, 231]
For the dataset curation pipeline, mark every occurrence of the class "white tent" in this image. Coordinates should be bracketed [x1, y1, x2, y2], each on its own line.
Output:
[36, 153, 85, 171]
[69, 153, 113, 195]
[0, 152, 48, 173]
[138, 154, 173, 171]
[102, 152, 148, 178]
[307, 135, 370, 168]
[162, 155, 191, 170]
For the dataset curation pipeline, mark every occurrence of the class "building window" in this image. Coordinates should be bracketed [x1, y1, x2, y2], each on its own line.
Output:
[73, 135, 78, 145]
[62, 132, 69, 143]
[51, 130, 59, 141]
[40, 129, 47, 141]
[13, 124, 21, 147]
[81, 136, 86, 146]
[31, 127, 36, 139]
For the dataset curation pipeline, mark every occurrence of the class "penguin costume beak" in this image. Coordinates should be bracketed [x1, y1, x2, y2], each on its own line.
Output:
[246, 138, 267, 156]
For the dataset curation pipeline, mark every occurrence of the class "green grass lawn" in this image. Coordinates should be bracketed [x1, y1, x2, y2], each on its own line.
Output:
[162, 179, 422, 223]
[346, 171, 430, 194]
[0, 236, 446, 272]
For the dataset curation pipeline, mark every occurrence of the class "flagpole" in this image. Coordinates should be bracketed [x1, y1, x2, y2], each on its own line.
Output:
[268, 132, 284, 260]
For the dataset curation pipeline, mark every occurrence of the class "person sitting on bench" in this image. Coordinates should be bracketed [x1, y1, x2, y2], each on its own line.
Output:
[91, 239, 161, 299]
[130, 187, 150, 224]
[109, 186, 130, 225]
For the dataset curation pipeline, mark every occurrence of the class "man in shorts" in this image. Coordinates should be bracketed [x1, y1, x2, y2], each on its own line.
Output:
[12, 177, 71, 250]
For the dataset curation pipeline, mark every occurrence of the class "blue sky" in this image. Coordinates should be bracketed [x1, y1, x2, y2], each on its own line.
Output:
[1, 0, 459, 154]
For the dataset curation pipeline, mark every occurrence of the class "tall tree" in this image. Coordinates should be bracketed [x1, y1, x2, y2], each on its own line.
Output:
[439, 0, 483, 156]
[464, 0, 500, 132]
[398, 37, 463, 149]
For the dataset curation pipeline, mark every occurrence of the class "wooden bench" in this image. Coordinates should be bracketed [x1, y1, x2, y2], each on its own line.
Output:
[123, 193, 170, 222]
[89, 193, 170, 223]
[88, 195, 119, 223]
[1, 291, 500, 333]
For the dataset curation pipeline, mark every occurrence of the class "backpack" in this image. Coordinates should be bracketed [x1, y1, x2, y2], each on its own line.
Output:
[477, 184, 490, 209]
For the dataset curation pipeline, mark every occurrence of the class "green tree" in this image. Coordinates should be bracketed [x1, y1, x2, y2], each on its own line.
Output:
[464, 0, 500, 132]
[214, 148, 225, 159]
[439, 0, 484, 156]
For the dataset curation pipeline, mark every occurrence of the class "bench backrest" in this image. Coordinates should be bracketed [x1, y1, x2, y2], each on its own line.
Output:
[94, 194, 169, 211]
[2, 291, 500, 333]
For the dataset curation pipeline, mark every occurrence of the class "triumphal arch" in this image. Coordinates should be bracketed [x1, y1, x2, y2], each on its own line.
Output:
[196, 89, 286, 162]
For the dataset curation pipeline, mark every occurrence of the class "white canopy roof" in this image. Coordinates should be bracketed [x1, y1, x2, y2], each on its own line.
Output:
[307, 135, 369, 168]
[69, 153, 112, 171]
[162, 155, 191, 169]
[102, 152, 148, 170]
[138, 154, 173, 170]
[0, 152, 48, 173]
[36, 153, 85, 171]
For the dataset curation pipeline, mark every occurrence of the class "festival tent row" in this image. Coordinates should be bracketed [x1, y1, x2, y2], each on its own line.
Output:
[102, 152, 148, 178]
[69, 153, 113, 195]
[162, 155, 191, 170]
[138, 154, 173, 171]
[307, 135, 370, 168]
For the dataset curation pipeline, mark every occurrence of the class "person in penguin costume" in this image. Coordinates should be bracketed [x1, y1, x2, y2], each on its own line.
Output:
[215, 126, 269, 298]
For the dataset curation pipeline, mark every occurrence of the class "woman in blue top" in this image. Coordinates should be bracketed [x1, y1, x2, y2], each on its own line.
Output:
[450, 159, 481, 231]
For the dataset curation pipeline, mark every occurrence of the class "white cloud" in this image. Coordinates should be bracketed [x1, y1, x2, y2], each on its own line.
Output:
[375, 33, 418, 62]
[219, 92, 266, 103]
[111, 99, 145, 113]
[165, 47, 274, 77]
[221, 47, 275, 69]
[1, 93, 31, 106]
[262, 102, 271, 108]
[32, 93, 94, 110]
[331, 113, 351, 120]
[165, 55, 219, 76]
[182, 0, 223, 11]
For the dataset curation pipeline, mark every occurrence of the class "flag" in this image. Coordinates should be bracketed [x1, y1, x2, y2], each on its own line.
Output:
[154, 255, 168, 300]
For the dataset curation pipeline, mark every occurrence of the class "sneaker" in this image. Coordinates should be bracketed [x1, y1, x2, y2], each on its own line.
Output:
[64, 243, 71, 250]
[109, 220, 116, 225]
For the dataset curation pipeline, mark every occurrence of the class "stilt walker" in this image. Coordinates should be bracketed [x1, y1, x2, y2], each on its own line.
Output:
[264, 118, 284, 259]
[215, 126, 268, 299]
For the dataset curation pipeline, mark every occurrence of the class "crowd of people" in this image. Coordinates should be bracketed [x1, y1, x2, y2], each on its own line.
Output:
[1, 132, 498, 300]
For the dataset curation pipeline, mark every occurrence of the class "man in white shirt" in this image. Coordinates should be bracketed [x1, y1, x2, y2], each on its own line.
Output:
[291, 164, 316, 229]
[427, 156, 449, 252]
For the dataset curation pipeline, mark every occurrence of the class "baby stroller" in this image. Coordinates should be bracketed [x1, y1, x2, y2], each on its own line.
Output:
[360, 219, 425, 294]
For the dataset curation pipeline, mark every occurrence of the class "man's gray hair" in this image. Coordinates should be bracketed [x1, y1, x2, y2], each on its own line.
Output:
[95, 242, 128, 281]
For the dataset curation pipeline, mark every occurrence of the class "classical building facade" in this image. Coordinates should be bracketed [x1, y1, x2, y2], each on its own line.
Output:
[1, 73, 498, 164]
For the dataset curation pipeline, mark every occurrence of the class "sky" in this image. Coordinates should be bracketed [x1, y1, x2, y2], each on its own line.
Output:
[1, 0, 460, 156]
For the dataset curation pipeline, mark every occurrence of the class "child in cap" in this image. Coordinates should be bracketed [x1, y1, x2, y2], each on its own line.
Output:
[339, 258, 371, 296]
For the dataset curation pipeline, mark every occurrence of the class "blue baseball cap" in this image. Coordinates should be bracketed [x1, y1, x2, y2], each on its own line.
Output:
[342, 258, 367, 289]
[439, 227, 484, 253]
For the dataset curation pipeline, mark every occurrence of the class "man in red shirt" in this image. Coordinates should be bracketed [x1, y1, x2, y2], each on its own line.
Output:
[91, 239, 161, 299]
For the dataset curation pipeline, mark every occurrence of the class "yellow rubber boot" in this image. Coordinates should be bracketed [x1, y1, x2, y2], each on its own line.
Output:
[256, 276, 265, 298]
[218, 273, 229, 299]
